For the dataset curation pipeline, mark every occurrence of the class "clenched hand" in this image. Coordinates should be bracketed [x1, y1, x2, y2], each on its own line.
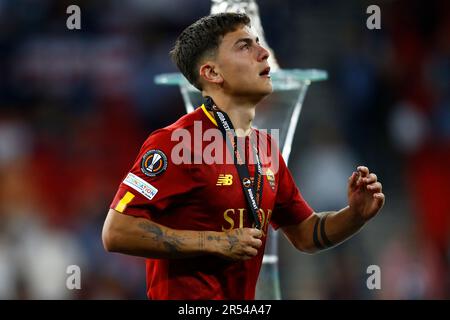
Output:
[348, 166, 385, 222]
[217, 228, 263, 261]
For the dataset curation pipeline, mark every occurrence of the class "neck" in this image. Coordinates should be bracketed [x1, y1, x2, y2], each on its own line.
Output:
[207, 94, 256, 137]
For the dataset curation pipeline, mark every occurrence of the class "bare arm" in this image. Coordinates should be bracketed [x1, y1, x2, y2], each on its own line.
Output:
[282, 207, 365, 253]
[282, 166, 385, 254]
[102, 209, 263, 260]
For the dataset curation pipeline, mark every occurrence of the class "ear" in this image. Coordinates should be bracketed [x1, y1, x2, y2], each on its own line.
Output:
[199, 63, 223, 86]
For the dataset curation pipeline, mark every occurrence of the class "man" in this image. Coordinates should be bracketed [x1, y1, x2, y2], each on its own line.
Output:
[102, 12, 385, 299]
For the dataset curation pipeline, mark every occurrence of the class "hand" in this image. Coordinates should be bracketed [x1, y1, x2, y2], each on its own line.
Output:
[348, 166, 385, 222]
[217, 228, 263, 261]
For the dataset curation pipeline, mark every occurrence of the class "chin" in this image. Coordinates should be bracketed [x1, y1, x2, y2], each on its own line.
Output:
[260, 83, 273, 96]
[235, 82, 273, 101]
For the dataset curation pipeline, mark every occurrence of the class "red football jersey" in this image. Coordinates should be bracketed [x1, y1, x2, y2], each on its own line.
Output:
[110, 105, 313, 299]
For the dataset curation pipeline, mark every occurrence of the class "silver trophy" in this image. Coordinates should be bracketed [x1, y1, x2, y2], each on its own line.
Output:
[155, 0, 327, 299]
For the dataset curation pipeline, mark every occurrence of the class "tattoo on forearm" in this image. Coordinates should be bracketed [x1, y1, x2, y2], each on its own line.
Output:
[138, 221, 184, 254]
[312, 214, 334, 250]
[138, 222, 163, 238]
[199, 232, 205, 249]
[162, 237, 183, 254]
[207, 235, 222, 242]
[226, 233, 239, 252]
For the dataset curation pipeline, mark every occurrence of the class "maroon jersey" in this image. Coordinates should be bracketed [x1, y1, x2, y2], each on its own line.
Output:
[110, 105, 313, 299]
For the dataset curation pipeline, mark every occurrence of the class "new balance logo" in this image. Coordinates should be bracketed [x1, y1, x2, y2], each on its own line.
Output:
[216, 174, 233, 186]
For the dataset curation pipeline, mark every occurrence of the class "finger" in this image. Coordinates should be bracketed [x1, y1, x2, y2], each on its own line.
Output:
[249, 228, 263, 238]
[367, 182, 382, 192]
[356, 172, 365, 187]
[373, 192, 385, 207]
[364, 173, 377, 184]
[242, 255, 255, 261]
[356, 173, 363, 187]
[357, 166, 369, 177]
[348, 171, 358, 189]
[245, 247, 258, 258]
[251, 239, 263, 249]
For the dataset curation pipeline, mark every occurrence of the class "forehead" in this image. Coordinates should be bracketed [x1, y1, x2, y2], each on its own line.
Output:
[220, 25, 258, 47]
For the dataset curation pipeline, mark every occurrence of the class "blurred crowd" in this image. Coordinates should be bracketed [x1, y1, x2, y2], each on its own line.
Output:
[0, 0, 449, 299]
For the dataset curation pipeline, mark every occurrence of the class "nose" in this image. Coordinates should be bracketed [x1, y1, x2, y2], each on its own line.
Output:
[257, 44, 270, 62]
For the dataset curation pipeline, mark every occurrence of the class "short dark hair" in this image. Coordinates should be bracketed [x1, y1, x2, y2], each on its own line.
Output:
[170, 13, 251, 91]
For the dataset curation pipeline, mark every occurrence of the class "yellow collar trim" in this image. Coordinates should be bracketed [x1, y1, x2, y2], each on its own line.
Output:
[201, 104, 218, 126]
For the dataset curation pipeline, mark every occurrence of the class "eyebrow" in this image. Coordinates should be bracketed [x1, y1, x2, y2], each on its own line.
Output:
[234, 36, 260, 47]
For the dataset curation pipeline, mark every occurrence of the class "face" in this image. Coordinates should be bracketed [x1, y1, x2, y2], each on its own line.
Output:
[205, 25, 273, 100]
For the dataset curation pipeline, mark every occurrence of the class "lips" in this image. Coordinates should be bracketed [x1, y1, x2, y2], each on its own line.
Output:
[259, 66, 271, 76]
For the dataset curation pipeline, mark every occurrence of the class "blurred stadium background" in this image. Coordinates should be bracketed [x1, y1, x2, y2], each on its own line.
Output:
[0, 0, 449, 299]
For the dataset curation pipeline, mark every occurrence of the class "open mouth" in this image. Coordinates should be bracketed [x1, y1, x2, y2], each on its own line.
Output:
[259, 67, 271, 77]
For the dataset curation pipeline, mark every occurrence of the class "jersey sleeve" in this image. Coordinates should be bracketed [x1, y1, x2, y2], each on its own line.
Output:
[270, 151, 314, 229]
[110, 129, 194, 220]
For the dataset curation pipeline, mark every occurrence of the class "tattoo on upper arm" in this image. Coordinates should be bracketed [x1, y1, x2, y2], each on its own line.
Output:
[312, 213, 334, 250]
